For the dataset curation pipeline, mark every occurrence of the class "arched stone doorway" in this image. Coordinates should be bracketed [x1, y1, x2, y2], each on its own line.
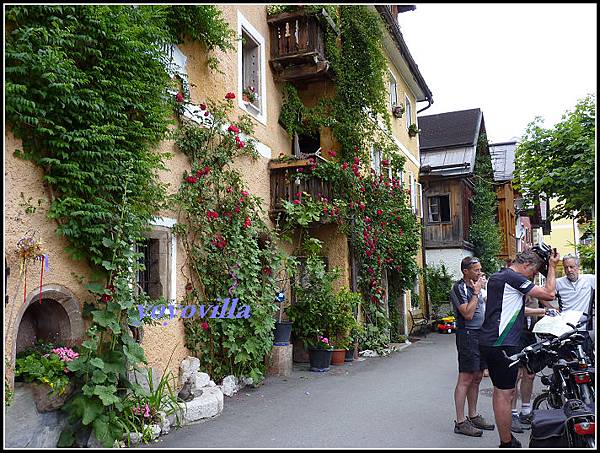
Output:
[13, 284, 85, 355]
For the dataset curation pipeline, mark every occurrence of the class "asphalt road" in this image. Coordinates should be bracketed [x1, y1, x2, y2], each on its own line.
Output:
[147, 332, 544, 449]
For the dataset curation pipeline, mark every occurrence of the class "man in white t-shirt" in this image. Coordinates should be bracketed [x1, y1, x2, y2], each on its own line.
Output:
[555, 253, 595, 360]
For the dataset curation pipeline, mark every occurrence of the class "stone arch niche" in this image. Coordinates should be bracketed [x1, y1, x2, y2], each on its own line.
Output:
[14, 284, 85, 355]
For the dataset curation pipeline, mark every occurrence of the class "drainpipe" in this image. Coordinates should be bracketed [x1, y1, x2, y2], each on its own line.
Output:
[417, 99, 433, 114]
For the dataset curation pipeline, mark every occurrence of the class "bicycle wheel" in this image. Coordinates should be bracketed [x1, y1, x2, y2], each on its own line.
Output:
[533, 391, 563, 410]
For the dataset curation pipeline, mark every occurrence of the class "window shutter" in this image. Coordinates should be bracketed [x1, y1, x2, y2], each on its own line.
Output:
[417, 182, 423, 218]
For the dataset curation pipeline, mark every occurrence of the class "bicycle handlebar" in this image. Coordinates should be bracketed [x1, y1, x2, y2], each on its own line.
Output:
[502, 315, 589, 366]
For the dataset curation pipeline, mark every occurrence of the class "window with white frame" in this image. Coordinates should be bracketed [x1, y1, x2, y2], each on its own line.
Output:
[389, 71, 398, 107]
[405, 95, 413, 130]
[371, 145, 383, 176]
[409, 172, 417, 213]
[238, 13, 266, 124]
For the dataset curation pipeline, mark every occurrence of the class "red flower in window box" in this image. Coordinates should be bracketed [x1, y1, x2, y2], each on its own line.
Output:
[225, 92, 236, 100]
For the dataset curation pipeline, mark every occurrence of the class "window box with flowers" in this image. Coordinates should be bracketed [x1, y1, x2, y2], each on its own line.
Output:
[391, 104, 404, 119]
[408, 123, 421, 138]
[242, 85, 259, 104]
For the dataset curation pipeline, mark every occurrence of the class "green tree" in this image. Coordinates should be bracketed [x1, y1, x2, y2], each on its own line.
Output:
[469, 136, 502, 275]
[514, 95, 595, 222]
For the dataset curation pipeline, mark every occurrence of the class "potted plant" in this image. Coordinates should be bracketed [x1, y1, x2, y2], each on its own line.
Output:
[392, 104, 404, 119]
[273, 291, 292, 345]
[14, 343, 78, 412]
[306, 335, 333, 371]
[408, 123, 421, 137]
[242, 85, 258, 104]
[327, 287, 362, 365]
[285, 255, 340, 370]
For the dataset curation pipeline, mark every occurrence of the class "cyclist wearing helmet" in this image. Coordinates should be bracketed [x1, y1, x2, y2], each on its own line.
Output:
[479, 246, 560, 448]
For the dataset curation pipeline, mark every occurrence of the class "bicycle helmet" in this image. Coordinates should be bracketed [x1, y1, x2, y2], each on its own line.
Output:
[531, 243, 553, 277]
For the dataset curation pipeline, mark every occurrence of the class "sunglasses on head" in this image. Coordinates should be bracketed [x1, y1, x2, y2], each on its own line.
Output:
[462, 258, 480, 269]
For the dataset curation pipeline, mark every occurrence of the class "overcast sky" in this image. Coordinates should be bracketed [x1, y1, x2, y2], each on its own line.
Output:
[398, 3, 597, 143]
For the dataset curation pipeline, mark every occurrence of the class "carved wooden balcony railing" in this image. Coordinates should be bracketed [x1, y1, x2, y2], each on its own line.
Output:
[267, 10, 331, 82]
[269, 159, 335, 218]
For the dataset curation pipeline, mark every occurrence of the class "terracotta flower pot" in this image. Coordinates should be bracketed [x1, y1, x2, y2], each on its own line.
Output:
[331, 349, 346, 365]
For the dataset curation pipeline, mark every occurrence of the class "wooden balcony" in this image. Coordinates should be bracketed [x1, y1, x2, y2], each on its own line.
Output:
[268, 10, 332, 82]
[269, 159, 334, 218]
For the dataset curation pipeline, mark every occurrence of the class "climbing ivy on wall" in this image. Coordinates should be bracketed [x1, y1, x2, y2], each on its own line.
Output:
[6, 5, 234, 447]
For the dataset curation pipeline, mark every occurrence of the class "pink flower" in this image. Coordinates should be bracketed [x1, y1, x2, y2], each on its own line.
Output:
[243, 217, 251, 229]
[201, 321, 209, 331]
[377, 209, 383, 216]
[225, 92, 236, 100]
[293, 199, 301, 205]
[328, 150, 337, 157]
[241, 191, 249, 197]
[175, 92, 185, 103]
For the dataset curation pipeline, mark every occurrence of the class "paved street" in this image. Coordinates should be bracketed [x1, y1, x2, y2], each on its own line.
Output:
[149, 332, 542, 448]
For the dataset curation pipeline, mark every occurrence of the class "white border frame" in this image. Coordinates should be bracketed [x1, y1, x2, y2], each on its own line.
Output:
[237, 11, 267, 126]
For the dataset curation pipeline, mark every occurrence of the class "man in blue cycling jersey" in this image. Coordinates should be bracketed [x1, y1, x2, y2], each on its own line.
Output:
[479, 248, 560, 448]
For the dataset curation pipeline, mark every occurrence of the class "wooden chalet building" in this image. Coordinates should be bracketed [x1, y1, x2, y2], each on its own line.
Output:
[417, 108, 489, 279]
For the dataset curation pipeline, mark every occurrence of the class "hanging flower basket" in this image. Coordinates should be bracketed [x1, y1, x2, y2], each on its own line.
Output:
[392, 104, 404, 119]
[408, 124, 421, 137]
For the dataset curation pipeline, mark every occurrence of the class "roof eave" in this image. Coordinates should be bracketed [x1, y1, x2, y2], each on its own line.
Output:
[375, 5, 433, 105]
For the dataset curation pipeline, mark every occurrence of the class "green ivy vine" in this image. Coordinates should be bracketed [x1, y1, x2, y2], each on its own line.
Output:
[6, 5, 235, 447]
[275, 5, 420, 351]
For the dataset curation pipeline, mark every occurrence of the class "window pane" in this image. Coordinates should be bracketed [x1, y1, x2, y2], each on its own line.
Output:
[440, 195, 451, 222]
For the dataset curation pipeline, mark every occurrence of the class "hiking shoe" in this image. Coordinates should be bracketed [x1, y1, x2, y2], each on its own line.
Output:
[468, 414, 495, 430]
[510, 413, 524, 433]
[499, 434, 522, 448]
[518, 412, 533, 428]
[454, 419, 483, 437]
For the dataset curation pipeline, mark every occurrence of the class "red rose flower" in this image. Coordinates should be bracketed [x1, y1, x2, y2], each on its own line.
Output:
[342, 163, 349, 170]
[186, 175, 197, 184]
[225, 92, 236, 100]
[101, 294, 112, 303]
[228, 124, 240, 134]
[243, 217, 251, 229]
[241, 191, 249, 197]
[262, 266, 272, 276]
[293, 199, 301, 205]
[201, 321, 209, 331]
[234, 206, 241, 213]
[328, 150, 337, 157]
[377, 209, 383, 216]
[200, 103, 207, 110]
[226, 187, 233, 193]
[175, 92, 185, 103]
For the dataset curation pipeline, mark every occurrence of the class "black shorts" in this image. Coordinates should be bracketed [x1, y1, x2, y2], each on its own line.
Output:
[480, 345, 521, 390]
[456, 329, 487, 373]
